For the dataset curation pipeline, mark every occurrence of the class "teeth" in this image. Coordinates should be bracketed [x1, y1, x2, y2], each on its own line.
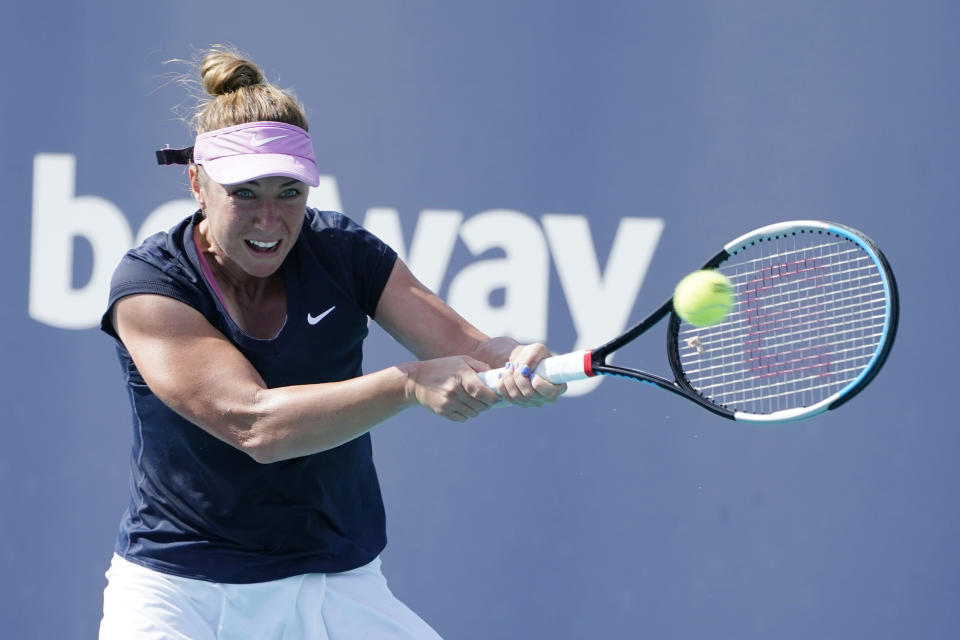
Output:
[248, 240, 278, 249]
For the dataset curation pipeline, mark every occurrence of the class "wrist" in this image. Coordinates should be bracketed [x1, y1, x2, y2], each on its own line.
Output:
[396, 361, 420, 406]
[469, 336, 521, 368]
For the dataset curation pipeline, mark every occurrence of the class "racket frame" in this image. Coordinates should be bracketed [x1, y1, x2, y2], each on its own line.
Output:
[482, 220, 899, 424]
[590, 220, 899, 423]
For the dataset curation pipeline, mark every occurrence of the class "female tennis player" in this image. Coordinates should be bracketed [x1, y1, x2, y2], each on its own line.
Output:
[98, 46, 564, 639]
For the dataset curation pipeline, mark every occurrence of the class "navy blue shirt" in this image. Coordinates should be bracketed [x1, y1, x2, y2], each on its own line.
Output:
[101, 208, 397, 583]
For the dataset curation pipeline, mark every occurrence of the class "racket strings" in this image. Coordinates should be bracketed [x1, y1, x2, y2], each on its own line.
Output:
[677, 232, 888, 415]
[695, 348, 883, 393]
[686, 328, 887, 380]
[682, 304, 887, 356]
[711, 365, 876, 405]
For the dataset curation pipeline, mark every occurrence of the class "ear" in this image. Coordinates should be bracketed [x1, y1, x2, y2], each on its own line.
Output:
[188, 165, 205, 209]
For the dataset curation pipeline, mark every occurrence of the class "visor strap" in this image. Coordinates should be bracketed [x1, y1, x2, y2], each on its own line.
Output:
[156, 146, 194, 166]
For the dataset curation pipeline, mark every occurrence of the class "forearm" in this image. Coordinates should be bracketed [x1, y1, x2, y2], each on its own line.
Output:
[237, 365, 416, 463]
[229, 353, 501, 463]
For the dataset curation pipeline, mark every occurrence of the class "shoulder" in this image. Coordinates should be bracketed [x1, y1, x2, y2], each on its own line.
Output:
[111, 217, 201, 298]
[123, 218, 195, 273]
[294, 208, 398, 317]
[298, 208, 395, 261]
[102, 215, 212, 337]
[301, 208, 376, 239]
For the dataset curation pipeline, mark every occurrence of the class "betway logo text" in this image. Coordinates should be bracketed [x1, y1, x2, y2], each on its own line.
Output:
[29, 154, 664, 395]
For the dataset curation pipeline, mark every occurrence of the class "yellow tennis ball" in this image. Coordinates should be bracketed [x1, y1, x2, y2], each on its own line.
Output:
[673, 270, 734, 327]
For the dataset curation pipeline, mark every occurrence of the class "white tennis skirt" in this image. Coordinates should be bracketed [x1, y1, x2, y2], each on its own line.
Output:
[99, 553, 443, 640]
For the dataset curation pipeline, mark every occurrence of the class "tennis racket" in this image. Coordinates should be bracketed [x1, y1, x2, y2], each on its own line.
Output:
[480, 220, 899, 424]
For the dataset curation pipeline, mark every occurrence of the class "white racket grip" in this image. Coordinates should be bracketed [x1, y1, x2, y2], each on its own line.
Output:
[478, 350, 592, 390]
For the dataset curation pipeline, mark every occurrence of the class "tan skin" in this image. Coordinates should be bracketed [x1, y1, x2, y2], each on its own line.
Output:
[111, 166, 565, 464]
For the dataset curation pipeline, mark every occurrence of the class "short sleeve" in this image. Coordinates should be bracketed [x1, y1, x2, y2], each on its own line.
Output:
[99, 228, 212, 340]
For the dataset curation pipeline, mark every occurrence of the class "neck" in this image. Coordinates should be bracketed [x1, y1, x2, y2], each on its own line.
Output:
[193, 222, 288, 339]
[193, 222, 280, 303]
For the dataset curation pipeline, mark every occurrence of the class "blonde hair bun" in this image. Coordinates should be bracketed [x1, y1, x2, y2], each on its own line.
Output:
[191, 45, 308, 134]
[200, 48, 265, 96]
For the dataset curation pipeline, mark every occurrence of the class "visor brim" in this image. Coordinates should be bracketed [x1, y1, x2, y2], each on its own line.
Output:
[199, 153, 320, 187]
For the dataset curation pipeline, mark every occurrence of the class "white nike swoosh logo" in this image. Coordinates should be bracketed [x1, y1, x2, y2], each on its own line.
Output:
[250, 134, 288, 147]
[307, 306, 336, 325]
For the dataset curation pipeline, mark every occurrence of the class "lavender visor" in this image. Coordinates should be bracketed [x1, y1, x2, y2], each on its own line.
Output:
[157, 121, 320, 187]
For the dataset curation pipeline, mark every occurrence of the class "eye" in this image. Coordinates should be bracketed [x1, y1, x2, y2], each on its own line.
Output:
[231, 188, 256, 200]
[280, 188, 301, 198]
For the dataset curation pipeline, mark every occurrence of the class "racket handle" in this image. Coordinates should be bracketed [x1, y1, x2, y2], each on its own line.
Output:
[478, 350, 592, 390]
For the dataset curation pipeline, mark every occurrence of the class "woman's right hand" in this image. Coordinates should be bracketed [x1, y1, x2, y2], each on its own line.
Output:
[403, 356, 501, 422]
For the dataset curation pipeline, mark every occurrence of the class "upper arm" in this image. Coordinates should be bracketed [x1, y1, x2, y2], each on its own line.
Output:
[374, 260, 489, 360]
[112, 294, 267, 451]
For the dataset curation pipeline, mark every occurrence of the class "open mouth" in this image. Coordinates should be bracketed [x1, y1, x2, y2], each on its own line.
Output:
[245, 239, 281, 254]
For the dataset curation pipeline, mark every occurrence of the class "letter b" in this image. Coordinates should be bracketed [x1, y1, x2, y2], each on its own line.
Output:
[29, 154, 134, 329]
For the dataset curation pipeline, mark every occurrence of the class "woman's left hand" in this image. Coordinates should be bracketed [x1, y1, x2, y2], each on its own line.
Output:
[480, 339, 567, 407]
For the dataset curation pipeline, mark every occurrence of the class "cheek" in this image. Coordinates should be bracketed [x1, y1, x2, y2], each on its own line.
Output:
[286, 209, 306, 235]
[204, 208, 243, 245]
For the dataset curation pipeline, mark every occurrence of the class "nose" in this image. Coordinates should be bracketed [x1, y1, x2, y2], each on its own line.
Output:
[252, 201, 284, 232]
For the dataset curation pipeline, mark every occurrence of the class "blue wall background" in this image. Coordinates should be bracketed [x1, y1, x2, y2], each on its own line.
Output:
[2, 2, 958, 638]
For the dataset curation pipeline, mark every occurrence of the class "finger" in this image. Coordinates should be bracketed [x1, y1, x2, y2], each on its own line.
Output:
[461, 368, 501, 406]
[436, 394, 478, 420]
[512, 362, 539, 400]
[457, 390, 496, 414]
[444, 409, 468, 423]
[499, 362, 539, 406]
[470, 378, 502, 405]
[498, 361, 523, 403]
[529, 376, 567, 403]
[452, 389, 502, 419]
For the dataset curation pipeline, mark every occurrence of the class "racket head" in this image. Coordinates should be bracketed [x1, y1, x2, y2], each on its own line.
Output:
[668, 220, 899, 423]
